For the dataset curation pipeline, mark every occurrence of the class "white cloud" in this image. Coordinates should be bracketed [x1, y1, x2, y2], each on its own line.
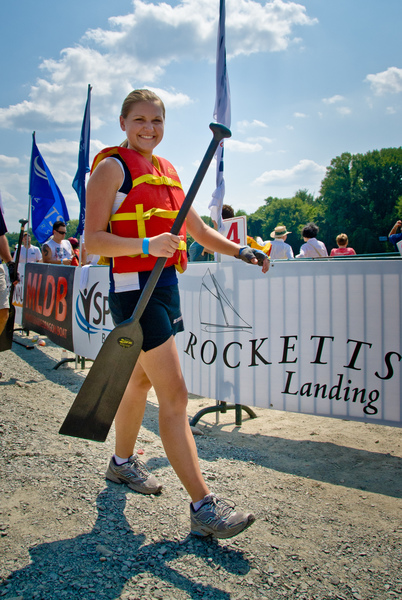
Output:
[254, 159, 326, 186]
[336, 106, 352, 116]
[36, 139, 79, 157]
[0, 155, 19, 168]
[237, 119, 268, 131]
[386, 106, 397, 115]
[0, 0, 316, 131]
[294, 112, 307, 118]
[147, 87, 192, 109]
[322, 94, 345, 104]
[87, 0, 316, 59]
[226, 139, 262, 152]
[365, 66, 402, 95]
[246, 136, 273, 144]
[321, 95, 351, 117]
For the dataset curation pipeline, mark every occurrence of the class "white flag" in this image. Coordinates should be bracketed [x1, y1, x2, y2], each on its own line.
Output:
[208, 0, 231, 232]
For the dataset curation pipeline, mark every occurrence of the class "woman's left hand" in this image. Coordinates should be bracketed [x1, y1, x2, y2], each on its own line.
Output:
[235, 247, 270, 273]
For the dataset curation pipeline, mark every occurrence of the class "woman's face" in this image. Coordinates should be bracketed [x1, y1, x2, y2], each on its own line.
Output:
[120, 101, 164, 161]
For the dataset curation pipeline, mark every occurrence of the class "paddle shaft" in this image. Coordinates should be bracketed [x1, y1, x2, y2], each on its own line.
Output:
[128, 122, 231, 324]
[8, 219, 28, 304]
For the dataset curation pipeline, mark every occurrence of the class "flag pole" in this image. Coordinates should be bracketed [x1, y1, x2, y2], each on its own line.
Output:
[27, 131, 35, 238]
[73, 83, 92, 259]
[208, 0, 231, 234]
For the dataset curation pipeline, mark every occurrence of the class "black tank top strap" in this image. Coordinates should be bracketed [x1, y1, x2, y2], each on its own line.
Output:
[112, 154, 132, 194]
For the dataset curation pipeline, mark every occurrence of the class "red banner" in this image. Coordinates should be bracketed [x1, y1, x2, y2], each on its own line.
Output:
[22, 264, 75, 351]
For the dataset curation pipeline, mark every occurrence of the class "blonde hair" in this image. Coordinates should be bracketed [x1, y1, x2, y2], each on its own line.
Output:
[120, 89, 165, 148]
[336, 233, 348, 247]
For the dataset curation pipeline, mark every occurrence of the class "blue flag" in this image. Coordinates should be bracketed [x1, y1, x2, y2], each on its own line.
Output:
[209, 0, 231, 232]
[29, 132, 70, 244]
[73, 84, 92, 236]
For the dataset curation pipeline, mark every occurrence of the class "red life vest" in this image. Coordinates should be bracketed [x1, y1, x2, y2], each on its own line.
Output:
[91, 146, 187, 274]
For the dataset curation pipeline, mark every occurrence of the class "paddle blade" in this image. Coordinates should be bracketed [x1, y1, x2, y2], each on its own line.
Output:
[59, 319, 143, 442]
[0, 305, 15, 352]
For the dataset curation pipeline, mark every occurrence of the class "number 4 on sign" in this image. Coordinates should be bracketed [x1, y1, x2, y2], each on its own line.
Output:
[221, 216, 247, 262]
[226, 221, 241, 245]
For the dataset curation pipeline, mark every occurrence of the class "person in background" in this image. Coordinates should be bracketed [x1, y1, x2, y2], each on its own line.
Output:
[85, 88, 270, 540]
[188, 240, 211, 262]
[14, 232, 42, 263]
[269, 225, 294, 260]
[188, 205, 235, 262]
[296, 223, 328, 259]
[215, 204, 234, 225]
[42, 221, 73, 265]
[330, 233, 356, 257]
[0, 208, 17, 348]
[68, 237, 87, 266]
[68, 237, 80, 266]
[388, 219, 402, 251]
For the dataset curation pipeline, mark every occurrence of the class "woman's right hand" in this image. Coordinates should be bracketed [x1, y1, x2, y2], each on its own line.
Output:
[148, 233, 183, 257]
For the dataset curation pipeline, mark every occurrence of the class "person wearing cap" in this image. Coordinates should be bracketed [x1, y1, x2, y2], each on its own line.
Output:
[68, 237, 79, 266]
[269, 225, 294, 260]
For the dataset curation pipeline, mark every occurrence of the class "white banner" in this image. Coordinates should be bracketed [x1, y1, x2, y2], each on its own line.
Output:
[176, 260, 402, 427]
[14, 259, 402, 427]
[71, 266, 114, 360]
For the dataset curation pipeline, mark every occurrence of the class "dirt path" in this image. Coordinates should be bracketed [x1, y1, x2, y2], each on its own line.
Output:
[0, 334, 401, 600]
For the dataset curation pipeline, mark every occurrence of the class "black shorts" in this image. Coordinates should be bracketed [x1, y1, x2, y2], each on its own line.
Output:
[109, 284, 184, 352]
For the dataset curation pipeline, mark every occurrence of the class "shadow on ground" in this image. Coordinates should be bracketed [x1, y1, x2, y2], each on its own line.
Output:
[7, 341, 401, 500]
[143, 402, 402, 499]
[0, 484, 250, 600]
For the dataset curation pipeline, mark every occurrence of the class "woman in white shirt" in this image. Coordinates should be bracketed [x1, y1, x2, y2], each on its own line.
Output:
[296, 223, 328, 258]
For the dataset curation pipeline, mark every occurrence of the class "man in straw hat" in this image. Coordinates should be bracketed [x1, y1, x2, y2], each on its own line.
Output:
[269, 225, 294, 260]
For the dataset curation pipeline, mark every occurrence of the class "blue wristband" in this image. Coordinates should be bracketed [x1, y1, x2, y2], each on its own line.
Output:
[142, 238, 150, 255]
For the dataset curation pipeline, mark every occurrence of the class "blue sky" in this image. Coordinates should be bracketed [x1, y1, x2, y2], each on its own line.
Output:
[0, 0, 401, 233]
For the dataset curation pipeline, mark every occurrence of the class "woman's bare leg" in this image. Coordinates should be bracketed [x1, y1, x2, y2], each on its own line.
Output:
[114, 359, 152, 458]
[139, 336, 210, 503]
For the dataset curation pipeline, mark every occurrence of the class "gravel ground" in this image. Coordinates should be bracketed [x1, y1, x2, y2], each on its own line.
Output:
[0, 332, 401, 600]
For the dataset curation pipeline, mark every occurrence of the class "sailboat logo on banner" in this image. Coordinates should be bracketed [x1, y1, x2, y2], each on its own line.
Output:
[199, 269, 252, 333]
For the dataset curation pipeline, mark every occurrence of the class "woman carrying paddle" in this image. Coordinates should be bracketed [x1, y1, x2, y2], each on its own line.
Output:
[85, 89, 269, 539]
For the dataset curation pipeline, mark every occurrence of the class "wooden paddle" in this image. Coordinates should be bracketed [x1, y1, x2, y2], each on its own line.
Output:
[0, 219, 28, 352]
[59, 123, 231, 441]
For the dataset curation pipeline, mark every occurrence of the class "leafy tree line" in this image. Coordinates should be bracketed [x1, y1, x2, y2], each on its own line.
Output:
[240, 147, 402, 256]
[5, 220, 79, 254]
[6, 147, 402, 257]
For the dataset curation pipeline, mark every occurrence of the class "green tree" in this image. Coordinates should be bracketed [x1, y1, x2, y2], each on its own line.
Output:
[245, 193, 325, 255]
[5, 219, 81, 256]
[319, 148, 402, 254]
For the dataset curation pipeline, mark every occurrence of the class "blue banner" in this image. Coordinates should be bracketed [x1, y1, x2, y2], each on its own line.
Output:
[73, 84, 92, 236]
[29, 133, 70, 244]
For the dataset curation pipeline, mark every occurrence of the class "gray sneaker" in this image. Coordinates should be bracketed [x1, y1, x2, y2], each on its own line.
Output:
[190, 493, 255, 539]
[105, 454, 162, 495]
